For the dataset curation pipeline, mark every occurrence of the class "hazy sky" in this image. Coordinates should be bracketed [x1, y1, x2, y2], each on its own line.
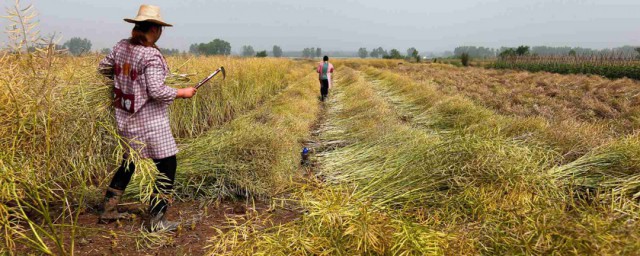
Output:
[2, 0, 639, 53]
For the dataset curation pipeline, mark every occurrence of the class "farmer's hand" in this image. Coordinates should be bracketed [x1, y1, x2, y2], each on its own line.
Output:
[177, 87, 197, 98]
[98, 66, 114, 80]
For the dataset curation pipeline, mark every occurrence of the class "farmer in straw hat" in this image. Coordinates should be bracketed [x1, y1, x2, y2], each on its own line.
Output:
[97, 4, 197, 231]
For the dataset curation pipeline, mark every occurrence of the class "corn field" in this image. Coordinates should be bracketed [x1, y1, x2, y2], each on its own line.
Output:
[493, 55, 640, 80]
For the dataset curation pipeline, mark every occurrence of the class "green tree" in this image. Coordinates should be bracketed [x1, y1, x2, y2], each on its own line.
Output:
[256, 50, 267, 58]
[461, 52, 471, 66]
[406, 47, 417, 57]
[370, 48, 379, 58]
[568, 49, 577, 57]
[383, 49, 403, 59]
[242, 45, 255, 57]
[499, 48, 516, 58]
[370, 47, 387, 58]
[63, 37, 92, 56]
[273, 45, 283, 58]
[516, 45, 530, 56]
[160, 48, 181, 56]
[358, 47, 368, 58]
[100, 48, 111, 54]
[192, 39, 232, 56]
[189, 43, 200, 55]
[302, 47, 316, 58]
[412, 49, 420, 63]
[454, 46, 497, 58]
[316, 48, 322, 58]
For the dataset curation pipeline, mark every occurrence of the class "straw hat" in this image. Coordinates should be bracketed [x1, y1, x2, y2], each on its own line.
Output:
[124, 5, 172, 27]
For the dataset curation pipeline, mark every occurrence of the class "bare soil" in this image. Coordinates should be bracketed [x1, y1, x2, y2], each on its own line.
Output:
[13, 199, 300, 256]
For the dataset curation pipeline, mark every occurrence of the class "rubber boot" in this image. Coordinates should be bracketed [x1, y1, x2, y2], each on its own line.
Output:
[98, 187, 130, 223]
[146, 194, 179, 232]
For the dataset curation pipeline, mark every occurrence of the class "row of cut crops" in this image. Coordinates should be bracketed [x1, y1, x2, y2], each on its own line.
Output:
[207, 63, 640, 254]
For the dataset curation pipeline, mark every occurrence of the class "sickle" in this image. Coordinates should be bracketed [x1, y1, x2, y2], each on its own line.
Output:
[195, 66, 225, 89]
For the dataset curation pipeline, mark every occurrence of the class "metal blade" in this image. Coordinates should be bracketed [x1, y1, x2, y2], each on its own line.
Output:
[194, 67, 226, 89]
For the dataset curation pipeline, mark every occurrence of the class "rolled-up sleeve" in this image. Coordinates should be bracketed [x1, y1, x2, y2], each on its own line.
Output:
[98, 47, 116, 79]
[144, 53, 177, 102]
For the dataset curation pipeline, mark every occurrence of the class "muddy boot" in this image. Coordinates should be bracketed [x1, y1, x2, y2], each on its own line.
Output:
[98, 187, 130, 223]
[145, 194, 179, 232]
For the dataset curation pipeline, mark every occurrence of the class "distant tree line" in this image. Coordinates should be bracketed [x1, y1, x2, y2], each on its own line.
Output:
[370, 47, 387, 58]
[62, 35, 640, 60]
[37, 37, 92, 56]
[160, 48, 182, 56]
[302, 47, 322, 58]
[189, 39, 232, 56]
[383, 49, 403, 59]
[237, 45, 282, 57]
[355, 47, 421, 61]
[161, 39, 285, 58]
[454, 46, 495, 59]
[242, 45, 255, 57]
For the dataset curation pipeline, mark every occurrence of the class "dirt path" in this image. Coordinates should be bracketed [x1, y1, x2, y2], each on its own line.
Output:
[70, 200, 298, 255]
[302, 88, 344, 181]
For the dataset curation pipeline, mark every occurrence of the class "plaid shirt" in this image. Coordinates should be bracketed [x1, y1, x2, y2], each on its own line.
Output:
[99, 39, 178, 159]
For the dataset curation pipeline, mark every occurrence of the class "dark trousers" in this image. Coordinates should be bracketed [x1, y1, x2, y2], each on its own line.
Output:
[320, 79, 329, 101]
[107, 155, 177, 215]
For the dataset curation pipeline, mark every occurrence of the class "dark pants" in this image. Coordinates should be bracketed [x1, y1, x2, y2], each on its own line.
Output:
[107, 155, 177, 215]
[320, 79, 329, 101]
